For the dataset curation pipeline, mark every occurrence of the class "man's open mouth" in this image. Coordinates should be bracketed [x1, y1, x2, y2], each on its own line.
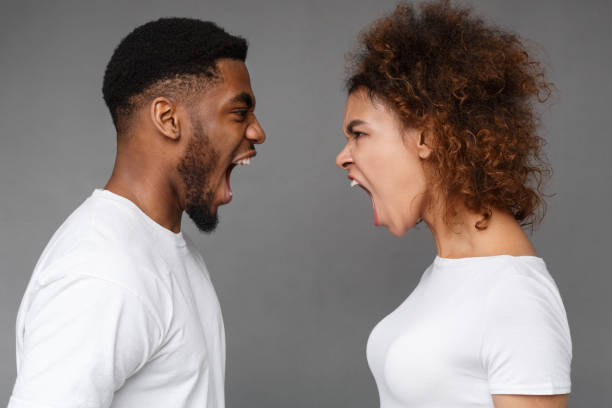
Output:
[223, 150, 257, 203]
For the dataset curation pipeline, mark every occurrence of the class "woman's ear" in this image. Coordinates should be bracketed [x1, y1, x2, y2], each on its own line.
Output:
[416, 130, 433, 159]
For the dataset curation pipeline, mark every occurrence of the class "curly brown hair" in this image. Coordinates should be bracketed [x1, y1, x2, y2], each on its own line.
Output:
[346, 1, 553, 230]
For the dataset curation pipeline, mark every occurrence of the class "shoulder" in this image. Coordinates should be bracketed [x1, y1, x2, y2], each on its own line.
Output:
[447, 255, 563, 301]
[480, 256, 572, 365]
[484, 256, 565, 312]
[29, 193, 175, 329]
[479, 257, 572, 394]
[39, 191, 161, 266]
[34, 244, 173, 328]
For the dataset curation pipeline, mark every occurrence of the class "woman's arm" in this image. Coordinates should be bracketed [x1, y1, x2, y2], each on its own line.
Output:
[493, 394, 568, 408]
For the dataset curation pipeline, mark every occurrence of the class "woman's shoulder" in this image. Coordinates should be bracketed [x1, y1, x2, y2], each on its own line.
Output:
[432, 254, 561, 302]
[487, 255, 559, 295]
[478, 255, 568, 327]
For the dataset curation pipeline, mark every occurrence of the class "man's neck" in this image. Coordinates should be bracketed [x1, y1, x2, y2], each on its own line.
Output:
[105, 154, 183, 233]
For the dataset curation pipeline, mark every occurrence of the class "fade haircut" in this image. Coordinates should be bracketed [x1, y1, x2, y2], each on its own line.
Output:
[102, 17, 248, 133]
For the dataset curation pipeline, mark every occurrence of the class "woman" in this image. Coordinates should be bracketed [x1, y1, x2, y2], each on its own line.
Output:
[336, 2, 571, 408]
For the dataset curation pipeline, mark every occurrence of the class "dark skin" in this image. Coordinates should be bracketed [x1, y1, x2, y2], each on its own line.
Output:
[105, 59, 265, 233]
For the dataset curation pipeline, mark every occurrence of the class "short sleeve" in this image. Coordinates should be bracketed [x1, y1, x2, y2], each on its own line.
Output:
[481, 273, 572, 395]
[9, 274, 163, 408]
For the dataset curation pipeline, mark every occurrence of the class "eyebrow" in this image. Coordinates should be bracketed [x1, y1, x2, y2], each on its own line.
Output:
[228, 92, 254, 109]
[346, 119, 367, 135]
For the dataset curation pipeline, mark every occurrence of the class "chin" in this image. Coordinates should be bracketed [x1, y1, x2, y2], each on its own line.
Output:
[385, 218, 419, 237]
[387, 225, 409, 237]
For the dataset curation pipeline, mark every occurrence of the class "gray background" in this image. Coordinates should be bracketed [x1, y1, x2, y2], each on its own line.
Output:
[1, 0, 610, 407]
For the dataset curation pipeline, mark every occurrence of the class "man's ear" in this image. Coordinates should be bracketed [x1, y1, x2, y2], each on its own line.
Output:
[416, 130, 433, 159]
[150, 97, 181, 140]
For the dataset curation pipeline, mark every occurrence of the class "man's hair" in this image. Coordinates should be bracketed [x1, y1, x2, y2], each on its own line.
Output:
[102, 17, 247, 132]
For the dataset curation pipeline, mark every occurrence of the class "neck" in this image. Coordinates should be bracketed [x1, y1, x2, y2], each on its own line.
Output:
[105, 146, 183, 233]
[423, 203, 537, 259]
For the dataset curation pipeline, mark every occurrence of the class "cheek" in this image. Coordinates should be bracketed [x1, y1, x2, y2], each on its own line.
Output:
[360, 147, 424, 194]
[356, 143, 393, 178]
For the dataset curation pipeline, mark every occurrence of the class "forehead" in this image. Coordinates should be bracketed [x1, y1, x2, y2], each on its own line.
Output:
[197, 59, 254, 106]
[343, 89, 392, 125]
[215, 58, 252, 93]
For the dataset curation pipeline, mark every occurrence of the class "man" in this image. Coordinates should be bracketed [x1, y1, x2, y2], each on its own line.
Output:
[8, 18, 265, 408]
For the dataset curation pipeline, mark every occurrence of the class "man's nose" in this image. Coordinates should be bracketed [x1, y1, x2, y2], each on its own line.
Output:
[246, 116, 266, 144]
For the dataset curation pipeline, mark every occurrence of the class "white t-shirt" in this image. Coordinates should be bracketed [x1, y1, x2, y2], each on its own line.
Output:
[367, 255, 572, 408]
[9, 189, 226, 408]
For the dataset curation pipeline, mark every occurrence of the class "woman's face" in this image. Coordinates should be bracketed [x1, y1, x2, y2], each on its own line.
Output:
[336, 89, 432, 237]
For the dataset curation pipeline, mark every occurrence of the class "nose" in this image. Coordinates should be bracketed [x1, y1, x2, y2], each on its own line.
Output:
[336, 142, 353, 170]
[246, 116, 266, 145]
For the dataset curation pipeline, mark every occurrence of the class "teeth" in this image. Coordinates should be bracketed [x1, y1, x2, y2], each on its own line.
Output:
[237, 158, 252, 165]
[350, 180, 359, 187]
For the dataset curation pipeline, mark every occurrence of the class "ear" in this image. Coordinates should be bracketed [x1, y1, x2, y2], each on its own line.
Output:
[416, 130, 433, 159]
[150, 97, 181, 140]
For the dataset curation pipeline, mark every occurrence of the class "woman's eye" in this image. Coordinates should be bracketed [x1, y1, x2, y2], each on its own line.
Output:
[354, 131, 365, 139]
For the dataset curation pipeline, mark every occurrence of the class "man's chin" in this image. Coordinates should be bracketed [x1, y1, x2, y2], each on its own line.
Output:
[185, 204, 219, 233]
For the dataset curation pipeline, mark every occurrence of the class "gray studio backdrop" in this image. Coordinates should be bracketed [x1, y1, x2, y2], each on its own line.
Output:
[1, 0, 610, 407]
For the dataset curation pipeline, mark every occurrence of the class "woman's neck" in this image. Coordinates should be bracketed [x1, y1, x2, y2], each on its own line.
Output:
[423, 205, 537, 259]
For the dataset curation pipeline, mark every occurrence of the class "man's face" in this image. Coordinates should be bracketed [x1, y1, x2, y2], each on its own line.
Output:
[177, 59, 265, 232]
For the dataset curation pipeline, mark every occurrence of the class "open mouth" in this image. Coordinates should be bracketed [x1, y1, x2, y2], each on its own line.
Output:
[349, 177, 371, 196]
[349, 177, 379, 225]
[223, 150, 257, 204]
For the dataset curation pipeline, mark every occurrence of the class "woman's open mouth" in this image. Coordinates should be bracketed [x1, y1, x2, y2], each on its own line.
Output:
[350, 177, 379, 226]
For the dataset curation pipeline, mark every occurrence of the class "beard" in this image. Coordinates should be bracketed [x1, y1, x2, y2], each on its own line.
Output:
[177, 119, 221, 233]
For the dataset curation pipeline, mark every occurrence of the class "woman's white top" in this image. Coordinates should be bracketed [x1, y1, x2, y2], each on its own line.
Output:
[367, 255, 572, 408]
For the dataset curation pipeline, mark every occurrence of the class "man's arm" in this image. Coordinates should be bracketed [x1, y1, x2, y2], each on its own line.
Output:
[9, 274, 162, 408]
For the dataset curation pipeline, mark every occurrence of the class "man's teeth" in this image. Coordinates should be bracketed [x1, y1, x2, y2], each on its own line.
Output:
[236, 158, 251, 165]
[350, 180, 359, 187]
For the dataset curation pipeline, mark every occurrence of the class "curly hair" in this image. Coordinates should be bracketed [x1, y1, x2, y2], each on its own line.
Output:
[102, 18, 247, 132]
[346, 1, 553, 230]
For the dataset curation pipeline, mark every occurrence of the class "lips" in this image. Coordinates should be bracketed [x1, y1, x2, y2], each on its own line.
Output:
[232, 149, 257, 165]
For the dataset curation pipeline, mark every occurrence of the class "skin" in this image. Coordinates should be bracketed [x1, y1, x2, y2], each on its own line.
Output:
[336, 88, 568, 408]
[105, 59, 265, 233]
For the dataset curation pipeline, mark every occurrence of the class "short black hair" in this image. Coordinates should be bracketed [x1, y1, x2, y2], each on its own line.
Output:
[102, 17, 247, 131]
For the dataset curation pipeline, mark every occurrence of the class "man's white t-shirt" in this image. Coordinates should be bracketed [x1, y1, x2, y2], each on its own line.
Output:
[367, 255, 572, 408]
[9, 189, 226, 408]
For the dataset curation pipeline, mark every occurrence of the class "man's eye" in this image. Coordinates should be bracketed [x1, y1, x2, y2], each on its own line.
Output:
[235, 110, 249, 121]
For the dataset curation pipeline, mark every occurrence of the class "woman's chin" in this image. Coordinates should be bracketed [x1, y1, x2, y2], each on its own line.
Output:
[383, 216, 421, 237]
[385, 222, 410, 237]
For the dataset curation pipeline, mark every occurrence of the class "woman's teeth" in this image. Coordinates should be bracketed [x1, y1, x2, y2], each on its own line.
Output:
[350, 179, 359, 187]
